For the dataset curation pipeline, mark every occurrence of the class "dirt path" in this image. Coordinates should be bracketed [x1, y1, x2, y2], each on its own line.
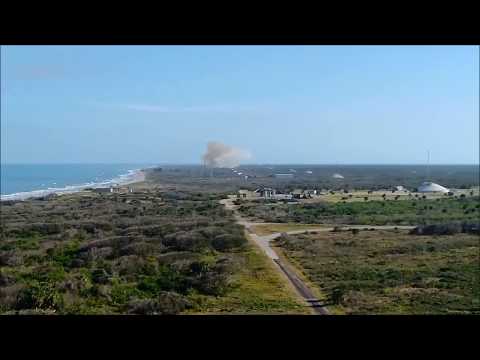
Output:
[220, 198, 331, 315]
[220, 197, 417, 315]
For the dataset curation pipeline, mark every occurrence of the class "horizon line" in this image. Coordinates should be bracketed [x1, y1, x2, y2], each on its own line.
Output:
[2, 162, 479, 166]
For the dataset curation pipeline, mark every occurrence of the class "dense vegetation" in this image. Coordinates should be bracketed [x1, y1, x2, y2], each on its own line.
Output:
[2, 165, 478, 315]
[238, 196, 480, 225]
[274, 229, 480, 314]
[0, 186, 308, 315]
[0, 187, 308, 314]
[147, 164, 479, 193]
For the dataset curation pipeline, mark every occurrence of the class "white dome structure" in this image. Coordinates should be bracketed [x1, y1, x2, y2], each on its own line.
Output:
[332, 173, 344, 179]
[417, 182, 449, 193]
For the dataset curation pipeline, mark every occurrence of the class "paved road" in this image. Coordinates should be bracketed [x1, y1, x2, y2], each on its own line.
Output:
[273, 259, 328, 315]
[220, 198, 332, 314]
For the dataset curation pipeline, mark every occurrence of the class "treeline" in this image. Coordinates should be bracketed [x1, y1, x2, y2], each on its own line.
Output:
[146, 164, 480, 192]
[238, 196, 480, 225]
[410, 222, 479, 236]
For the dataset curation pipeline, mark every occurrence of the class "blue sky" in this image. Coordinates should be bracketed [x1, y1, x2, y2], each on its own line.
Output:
[1, 45, 478, 164]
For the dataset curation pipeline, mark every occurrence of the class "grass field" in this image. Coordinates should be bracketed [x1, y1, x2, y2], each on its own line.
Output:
[251, 223, 331, 236]
[185, 238, 310, 314]
[301, 188, 479, 204]
[274, 229, 480, 314]
[239, 196, 480, 225]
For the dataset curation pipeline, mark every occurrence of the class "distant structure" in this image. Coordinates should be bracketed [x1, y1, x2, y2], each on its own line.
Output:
[92, 187, 114, 194]
[417, 182, 449, 193]
[256, 187, 276, 198]
[292, 189, 303, 198]
[113, 186, 134, 194]
[332, 173, 344, 179]
[292, 189, 317, 199]
[305, 170, 313, 174]
[416, 150, 449, 193]
[237, 185, 324, 201]
[273, 173, 293, 178]
[272, 193, 293, 200]
[236, 187, 293, 200]
[237, 189, 255, 199]
[92, 186, 133, 194]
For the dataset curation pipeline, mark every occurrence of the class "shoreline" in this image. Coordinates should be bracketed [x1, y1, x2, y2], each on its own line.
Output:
[0, 168, 146, 202]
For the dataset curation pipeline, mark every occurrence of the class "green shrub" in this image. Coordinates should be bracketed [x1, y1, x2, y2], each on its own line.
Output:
[48, 240, 81, 267]
[212, 233, 246, 251]
[110, 281, 143, 305]
[15, 281, 64, 311]
[127, 291, 191, 315]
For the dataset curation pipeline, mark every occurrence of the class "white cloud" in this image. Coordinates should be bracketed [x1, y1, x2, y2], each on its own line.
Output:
[122, 103, 265, 113]
[125, 104, 172, 112]
[14, 65, 65, 80]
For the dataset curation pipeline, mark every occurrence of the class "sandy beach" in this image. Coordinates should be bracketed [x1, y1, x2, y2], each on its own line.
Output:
[1, 168, 147, 202]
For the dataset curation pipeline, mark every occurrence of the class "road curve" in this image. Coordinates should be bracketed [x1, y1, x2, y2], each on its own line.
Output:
[220, 198, 417, 315]
[220, 198, 331, 315]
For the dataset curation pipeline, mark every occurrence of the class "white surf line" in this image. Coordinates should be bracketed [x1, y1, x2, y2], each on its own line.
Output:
[1, 168, 146, 201]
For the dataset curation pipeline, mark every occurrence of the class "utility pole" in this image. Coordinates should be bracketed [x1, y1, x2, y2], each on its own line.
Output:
[427, 150, 431, 181]
[424, 149, 430, 226]
[426, 150, 430, 181]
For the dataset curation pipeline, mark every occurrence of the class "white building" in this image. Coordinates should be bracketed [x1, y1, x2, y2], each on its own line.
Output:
[274, 173, 293, 178]
[273, 193, 293, 200]
[93, 187, 114, 193]
[417, 182, 449, 193]
[255, 187, 276, 198]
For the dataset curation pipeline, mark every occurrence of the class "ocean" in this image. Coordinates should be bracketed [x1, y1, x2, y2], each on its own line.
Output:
[0, 164, 154, 201]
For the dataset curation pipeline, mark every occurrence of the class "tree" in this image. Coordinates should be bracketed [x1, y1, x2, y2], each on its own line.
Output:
[330, 286, 345, 305]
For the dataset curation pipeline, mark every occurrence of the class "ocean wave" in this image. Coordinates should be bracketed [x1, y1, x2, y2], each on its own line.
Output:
[1, 168, 145, 202]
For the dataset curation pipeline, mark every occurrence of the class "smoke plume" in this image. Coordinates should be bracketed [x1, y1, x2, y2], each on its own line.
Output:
[202, 141, 251, 168]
